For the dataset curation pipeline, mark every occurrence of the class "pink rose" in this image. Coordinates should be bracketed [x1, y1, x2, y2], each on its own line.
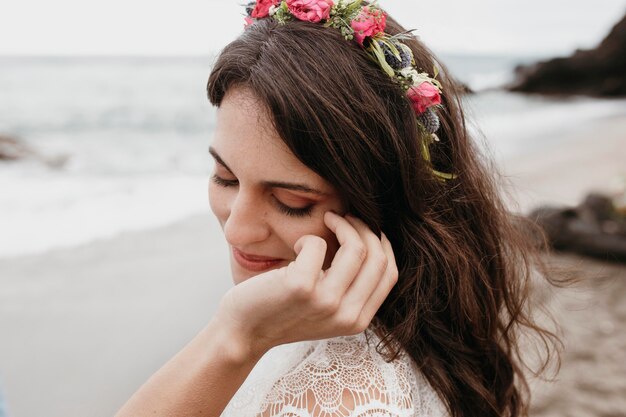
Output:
[251, 0, 280, 18]
[286, 0, 334, 23]
[350, 6, 387, 46]
[407, 82, 442, 115]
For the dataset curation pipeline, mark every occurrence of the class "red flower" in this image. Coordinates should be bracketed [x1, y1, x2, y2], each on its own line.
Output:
[350, 6, 387, 46]
[407, 82, 441, 115]
[286, 0, 334, 23]
[251, 0, 280, 18]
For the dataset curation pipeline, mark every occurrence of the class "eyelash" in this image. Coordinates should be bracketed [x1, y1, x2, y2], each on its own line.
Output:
[211, 174, 238, 188]
[211, 174, 314, 218]
[277, 203, 314, 218]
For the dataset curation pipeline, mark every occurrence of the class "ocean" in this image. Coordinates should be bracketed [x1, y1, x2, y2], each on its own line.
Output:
[1, 54, 625, 258]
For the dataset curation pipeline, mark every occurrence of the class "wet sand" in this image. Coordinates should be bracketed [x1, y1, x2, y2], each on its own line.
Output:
[529, 254, 626, 417]
[0, 214, 234, 417]
[499, 113, 626, 215]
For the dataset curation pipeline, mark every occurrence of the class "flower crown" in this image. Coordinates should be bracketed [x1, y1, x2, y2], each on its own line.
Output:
[244, 0, 455, 181]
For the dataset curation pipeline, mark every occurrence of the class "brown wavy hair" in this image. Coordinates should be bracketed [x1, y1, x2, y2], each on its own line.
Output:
[207, 9, 561, 417]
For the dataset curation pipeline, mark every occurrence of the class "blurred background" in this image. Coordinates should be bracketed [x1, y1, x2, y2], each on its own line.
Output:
[0, 1, 625, 416]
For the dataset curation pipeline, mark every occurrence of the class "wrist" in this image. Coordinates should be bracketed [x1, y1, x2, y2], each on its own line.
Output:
[203, 316, 270, 366]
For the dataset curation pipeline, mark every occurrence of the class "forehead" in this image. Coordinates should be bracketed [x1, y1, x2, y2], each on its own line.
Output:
[211, 87, 329, 188]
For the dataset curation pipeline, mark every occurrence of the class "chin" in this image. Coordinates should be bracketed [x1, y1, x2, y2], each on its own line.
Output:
[229, 261, 252, 285]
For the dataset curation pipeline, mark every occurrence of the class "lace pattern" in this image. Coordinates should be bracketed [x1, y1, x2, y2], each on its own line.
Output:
[220, 324, 448, 417]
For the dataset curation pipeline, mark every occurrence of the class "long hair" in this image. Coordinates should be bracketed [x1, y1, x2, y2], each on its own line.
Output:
[207, 12, 560, 417]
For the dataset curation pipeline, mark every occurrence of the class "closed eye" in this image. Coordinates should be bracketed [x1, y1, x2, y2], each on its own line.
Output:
[211, 174, 238, 187]
[272, 197, 314, 217]
[211, 174, 315, 218]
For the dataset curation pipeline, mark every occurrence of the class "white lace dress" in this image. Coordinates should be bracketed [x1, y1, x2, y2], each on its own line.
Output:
[220, 322, 449, 417]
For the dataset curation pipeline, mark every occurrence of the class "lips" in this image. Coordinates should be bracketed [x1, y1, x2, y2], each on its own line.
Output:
[232, 247, 285, 272]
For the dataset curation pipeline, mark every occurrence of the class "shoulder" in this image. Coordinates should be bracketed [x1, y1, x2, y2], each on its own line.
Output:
[256, 324, 449, 417]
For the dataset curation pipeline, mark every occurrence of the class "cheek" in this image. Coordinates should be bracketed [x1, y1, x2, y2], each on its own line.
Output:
[320, 228, 341, 269]
[279, 216, 340, 268]
[208, 182, 228, 226]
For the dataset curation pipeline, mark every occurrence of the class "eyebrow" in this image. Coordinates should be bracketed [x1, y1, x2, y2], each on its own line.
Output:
[209, 147, 234, 172]
[209, 147, 327, 196]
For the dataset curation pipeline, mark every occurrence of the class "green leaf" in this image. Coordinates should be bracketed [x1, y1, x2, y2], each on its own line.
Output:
[433, 170, 456, 181]
[344, 0, 363, 18]
[378, 38, 402, 61]
[421, 138, 432, 162]
[369, 40, 395, 77]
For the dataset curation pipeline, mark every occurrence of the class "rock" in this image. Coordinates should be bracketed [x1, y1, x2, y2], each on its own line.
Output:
[0, 134, 69, 168]
[529, 193, 626, 263]
[508, 13, 626, 97]
[43, 154, 70, 169]
[578, 193, 619, 224]
[458, 81, 474, 95]
[0, 135, 34, 161]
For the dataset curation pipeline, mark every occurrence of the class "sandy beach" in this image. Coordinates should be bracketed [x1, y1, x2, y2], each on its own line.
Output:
[0, 215, 234, 417]
[530, 253, 626, 417]
[0, 114, 625, 416]
[500, 113, 626, 215]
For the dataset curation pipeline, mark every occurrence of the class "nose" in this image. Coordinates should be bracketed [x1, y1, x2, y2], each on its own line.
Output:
[222, 187, 271, 247]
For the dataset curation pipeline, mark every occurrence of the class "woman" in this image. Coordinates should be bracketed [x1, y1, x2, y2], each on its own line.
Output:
[116, 1, 559, 416]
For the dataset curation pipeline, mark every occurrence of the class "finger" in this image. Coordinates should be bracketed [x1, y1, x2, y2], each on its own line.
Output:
[333, 217, 388, 315]
[290, 235, 327, 280]
[379, 232, 398, 284]
[322, 212, 367, 294]
[357, 233, 399, 326]
[325, 215, 385, 296]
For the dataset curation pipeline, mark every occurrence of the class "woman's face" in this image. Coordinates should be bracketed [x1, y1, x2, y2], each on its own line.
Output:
[209, 87, 345, 284]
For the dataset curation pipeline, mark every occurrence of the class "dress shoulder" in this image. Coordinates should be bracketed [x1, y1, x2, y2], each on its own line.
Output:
[221, 324, 448, 417]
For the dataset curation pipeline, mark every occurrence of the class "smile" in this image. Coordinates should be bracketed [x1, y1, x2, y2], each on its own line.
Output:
[232, 247, 285, 272]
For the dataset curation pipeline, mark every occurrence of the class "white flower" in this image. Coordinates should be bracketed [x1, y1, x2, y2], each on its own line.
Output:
[269, 5, 278, 15]
[400, 67, 438, 87]
[400, 67, 419, 82]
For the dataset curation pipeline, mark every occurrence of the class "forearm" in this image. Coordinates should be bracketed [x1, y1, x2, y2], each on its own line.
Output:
[115, 318, 265, 417]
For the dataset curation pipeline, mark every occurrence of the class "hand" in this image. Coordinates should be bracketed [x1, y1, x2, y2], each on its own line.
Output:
[213, 211, 398, 359]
